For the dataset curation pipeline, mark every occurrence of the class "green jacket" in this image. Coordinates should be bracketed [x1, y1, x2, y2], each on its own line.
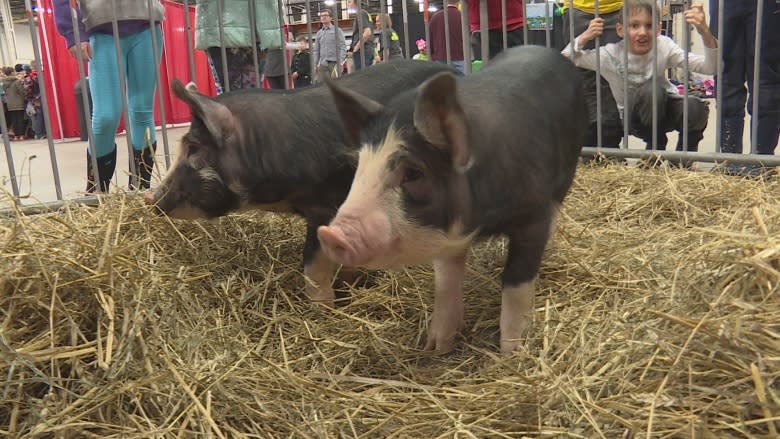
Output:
[195, 0, 283, 50]
[1, 77, 26, 111]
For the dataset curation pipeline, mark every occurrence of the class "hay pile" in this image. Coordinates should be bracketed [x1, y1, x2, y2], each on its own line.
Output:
[1, 164, 779, 438]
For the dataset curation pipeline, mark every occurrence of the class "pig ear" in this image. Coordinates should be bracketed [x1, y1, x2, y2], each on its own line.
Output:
[172, 79, 235, 148]
[413, 73, 472, 173]
[324, 76, 384, 146]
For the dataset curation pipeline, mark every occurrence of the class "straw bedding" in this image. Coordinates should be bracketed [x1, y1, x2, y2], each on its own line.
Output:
[1, 163, 778, 438]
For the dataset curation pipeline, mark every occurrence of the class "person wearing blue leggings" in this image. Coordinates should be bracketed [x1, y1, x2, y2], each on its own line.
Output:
[54, 0, 164, 192]
[709, 0, 780, 170]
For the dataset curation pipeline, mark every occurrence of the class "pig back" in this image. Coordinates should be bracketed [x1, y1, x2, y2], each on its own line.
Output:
[344, 59, 460, 103]
[213, 60, 459, 210]
[462, 45, 587, 230]
[226, 60, 458, 168]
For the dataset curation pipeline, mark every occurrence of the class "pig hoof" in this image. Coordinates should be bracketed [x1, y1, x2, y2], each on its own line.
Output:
[305, 285, 336, 308]
[423, 333, 457, 354]
[499, 337, 526, 354]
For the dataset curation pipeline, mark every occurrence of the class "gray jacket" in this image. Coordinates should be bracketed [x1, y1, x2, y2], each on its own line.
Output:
[313, 25, 346, 66]
[78, 0, 164, 31]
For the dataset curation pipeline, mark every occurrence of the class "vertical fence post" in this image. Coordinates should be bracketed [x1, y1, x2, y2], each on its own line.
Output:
[26, 0, 62, 199]
[70, 0, 102, 191]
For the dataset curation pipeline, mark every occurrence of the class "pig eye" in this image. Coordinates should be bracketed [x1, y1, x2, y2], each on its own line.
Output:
[402, 166, 423, 184]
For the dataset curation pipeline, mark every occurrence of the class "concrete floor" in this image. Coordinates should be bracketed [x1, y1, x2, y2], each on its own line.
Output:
[0, 125, 189, 209]
[0, 99, 755, 211]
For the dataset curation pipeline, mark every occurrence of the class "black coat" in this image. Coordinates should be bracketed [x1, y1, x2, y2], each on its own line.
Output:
[291, 51, 312, 88]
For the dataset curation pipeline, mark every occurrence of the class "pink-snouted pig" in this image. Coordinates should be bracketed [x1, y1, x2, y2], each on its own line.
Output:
[144, 60, 457, 306]
[318, 46, 587, 353]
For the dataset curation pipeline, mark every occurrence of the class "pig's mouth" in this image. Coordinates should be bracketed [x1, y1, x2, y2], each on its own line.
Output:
[143, 191, 166, 216]
[143, 190, 211, 220]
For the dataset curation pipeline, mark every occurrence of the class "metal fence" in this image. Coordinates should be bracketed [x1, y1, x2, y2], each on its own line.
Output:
[1, 0, 778, 215]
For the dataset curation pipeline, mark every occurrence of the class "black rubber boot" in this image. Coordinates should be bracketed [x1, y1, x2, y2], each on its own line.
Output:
[86, 147, 117, 193]
[717, 118, 744, 175]
[130, 142, 157, 190]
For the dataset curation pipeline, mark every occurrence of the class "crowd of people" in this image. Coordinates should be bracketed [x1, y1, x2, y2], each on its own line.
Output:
[1, 62, 44, 141]
[17, 0, 775, 196]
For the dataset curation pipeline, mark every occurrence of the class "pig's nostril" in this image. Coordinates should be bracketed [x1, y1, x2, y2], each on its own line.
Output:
[318, 226, 351, 261]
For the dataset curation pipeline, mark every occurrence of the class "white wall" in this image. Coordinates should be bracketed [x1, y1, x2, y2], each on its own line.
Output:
[13, 22, 35, 65]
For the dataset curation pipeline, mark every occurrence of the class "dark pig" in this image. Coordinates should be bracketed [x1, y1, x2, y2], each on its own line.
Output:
[317, 46, 587, 353]
[144, 60, 458, 305]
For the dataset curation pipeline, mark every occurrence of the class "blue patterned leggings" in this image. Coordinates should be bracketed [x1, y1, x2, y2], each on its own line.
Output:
[88, 25, 162, 157]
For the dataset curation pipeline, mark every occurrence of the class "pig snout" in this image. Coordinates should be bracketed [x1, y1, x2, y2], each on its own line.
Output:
[318, 213, 392, 267]
[143, 190, 166, 216]
[317, 225, 358, 266]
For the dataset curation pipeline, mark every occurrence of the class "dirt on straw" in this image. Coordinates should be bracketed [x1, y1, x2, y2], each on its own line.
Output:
[1, 163, 779, 438]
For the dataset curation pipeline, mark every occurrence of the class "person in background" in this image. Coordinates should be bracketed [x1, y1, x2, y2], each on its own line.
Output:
[562, 0, 624, 152]
[429, 0, 465, 73]
[290, 35, 312, 88]
[195, 0, 284, 94]
[708, 0, 780, 176]
[22, 61, 45, 139]
[468, 0, 524, 61]
[53, 0, 164, 191]
[562, 1, 717, 160]
[0, 67, 8, 128]
[412, 39, 429, 60]
[313, 8, 346, 83]
[263, 48, 288, 89]
[375, 13, 403, 62]
[348, 0, 375, 71]
[2, 66, 26, 141]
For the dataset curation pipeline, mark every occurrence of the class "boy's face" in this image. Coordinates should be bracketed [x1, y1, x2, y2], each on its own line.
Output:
[616, 9, 661, 55]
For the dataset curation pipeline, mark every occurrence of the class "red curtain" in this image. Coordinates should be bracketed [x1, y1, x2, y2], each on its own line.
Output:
[36, 0, 216, 139]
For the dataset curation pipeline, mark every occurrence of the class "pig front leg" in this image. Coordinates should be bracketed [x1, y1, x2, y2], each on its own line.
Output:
[500, 214, 555, 353]
[303, 223, 338, 306]
[424, 252, 467, 353]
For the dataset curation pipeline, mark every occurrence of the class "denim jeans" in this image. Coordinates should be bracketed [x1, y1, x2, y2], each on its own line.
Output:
[352, 48, 374, 71]
[709, 0, 780, 154]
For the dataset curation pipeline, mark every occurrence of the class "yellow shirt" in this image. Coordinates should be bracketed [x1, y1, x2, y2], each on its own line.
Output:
[563, 0, 623, 14]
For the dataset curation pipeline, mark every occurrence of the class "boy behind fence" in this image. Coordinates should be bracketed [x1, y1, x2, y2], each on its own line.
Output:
[562, 0, 718, 155]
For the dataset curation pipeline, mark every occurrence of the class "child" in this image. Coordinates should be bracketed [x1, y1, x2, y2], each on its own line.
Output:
[412, 39, 429, 61]
[1, 66, 27, 141]
[290, 35, 312, 88]
[562, 0, 718, 153]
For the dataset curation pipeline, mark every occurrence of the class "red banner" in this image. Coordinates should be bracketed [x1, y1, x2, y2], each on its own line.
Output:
[36, 0, 216, 139]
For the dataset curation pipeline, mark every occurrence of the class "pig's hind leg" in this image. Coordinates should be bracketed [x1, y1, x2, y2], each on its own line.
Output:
[499, 213, 555, 353]
[424, 251, 467, 354]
